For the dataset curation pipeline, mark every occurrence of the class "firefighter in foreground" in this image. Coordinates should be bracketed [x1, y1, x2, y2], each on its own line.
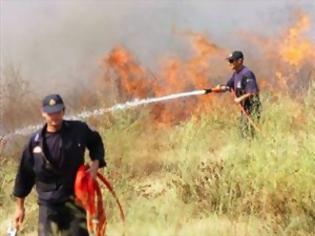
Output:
[206, 51, 261, 137]
[12, 94, 106, 235]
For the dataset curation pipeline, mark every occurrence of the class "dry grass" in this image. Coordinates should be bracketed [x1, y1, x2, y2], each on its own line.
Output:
[1, 86, 315, 235]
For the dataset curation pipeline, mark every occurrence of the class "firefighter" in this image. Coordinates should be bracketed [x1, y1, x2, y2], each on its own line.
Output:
[12, 94, 106, 235]
[209, 51, 261, 137]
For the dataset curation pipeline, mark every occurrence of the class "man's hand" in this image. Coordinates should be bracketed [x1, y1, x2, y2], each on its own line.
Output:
[205, 85, 229, 94]
[214, 85, 230, 92]
[87, 160, 99, 179]
[234, 93, 252, 103]
[234, 97, 243, 103]
[15, 207, 25, 229]
[204, 88, 212, 94]
[14, 199, 25, 230]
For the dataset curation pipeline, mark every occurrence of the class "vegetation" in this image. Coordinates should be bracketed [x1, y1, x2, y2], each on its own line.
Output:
[1, 84, 314, 236]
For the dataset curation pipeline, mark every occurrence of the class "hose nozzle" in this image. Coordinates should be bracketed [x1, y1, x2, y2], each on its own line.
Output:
[204, 88, 212, 94]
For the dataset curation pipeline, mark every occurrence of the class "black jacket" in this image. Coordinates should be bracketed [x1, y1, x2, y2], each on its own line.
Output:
[13, 120, 106, 205]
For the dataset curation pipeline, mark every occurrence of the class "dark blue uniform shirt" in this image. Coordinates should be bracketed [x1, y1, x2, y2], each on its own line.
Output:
[226, 66, 259, 96]
[45, 131, 62, 167]
[13, 120, 106, 205]
[226, 66, 260, 113]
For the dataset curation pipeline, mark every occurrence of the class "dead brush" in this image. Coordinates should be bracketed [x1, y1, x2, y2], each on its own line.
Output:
[194, 160, 224, 209]
[171, 176, 193, 204]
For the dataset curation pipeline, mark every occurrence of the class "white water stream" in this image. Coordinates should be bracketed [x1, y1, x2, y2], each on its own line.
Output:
[3, 89, 206, 138]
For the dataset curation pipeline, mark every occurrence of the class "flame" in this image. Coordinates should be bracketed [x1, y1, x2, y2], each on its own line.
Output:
[275, 72, 288, 90]
[104, 47, 153, 100]
[98, 35, 224, 125]
[93, 11, 315, 125]
[149, 34, 223, 124]
[239, 10, 315, 93]
[279, 13, 314, 67]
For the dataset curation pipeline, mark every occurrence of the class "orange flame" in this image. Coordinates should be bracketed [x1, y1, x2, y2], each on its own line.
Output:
[239, 10, 315, 92]
[98, 35, 225, 125]
[279, 13, 315, 67]
[149, 33, 224, 124]
[94, 11, 315, 125]
[104, 47, 153, 100]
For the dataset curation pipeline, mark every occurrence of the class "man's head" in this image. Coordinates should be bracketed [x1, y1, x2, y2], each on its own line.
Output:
[226, 51, 244, 71]
[41, 94, 65, 131]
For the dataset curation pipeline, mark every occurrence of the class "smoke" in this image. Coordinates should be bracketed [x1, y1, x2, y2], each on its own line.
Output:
[0, 0, 315, 133]
[1, 0, 314, 94]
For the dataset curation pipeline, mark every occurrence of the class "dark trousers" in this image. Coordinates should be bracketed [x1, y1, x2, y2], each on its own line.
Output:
[38, 200, 88, 236]
[239, 104, 261, 138]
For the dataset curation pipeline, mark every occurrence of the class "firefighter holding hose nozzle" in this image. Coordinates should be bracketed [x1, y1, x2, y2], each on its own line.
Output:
[205, 51, 261, 137]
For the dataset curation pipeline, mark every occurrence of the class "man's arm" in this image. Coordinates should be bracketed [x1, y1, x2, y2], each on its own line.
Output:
[234, 92, 254, 103]
[88, 160, 99, 179]
[12, 139, 35, 230]
[84, 123, 106, 174]
[204, 74, 234, 94]
[13, 142, 35, 198]
[209, 84, 231, 93]
[14, 197, 25, 229]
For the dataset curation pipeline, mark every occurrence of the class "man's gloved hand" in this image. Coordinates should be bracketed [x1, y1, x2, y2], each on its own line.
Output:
[204, 88, 212, 94]
[214, 85, 230, 92]
[204, 85, 230, 94]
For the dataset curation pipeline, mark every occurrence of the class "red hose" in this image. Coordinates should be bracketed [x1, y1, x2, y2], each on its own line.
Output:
[230, 89, 262, 133]
[74, 165, 125, 236]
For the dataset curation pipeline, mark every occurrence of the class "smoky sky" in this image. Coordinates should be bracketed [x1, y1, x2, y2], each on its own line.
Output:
[1, 0, 315, 96]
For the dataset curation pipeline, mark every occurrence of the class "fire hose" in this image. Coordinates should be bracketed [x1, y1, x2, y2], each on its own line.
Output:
[74, 164, 125, 236]
[230, 89, 262, 133]
[204, 87, 262, 134]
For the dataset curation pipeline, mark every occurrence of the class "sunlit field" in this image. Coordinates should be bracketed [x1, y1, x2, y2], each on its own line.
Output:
[1, 87, 315, 236]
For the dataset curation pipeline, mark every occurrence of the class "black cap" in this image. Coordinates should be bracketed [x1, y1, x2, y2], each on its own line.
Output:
[226, 51, 244, 62]
[42, 94, 65, 113]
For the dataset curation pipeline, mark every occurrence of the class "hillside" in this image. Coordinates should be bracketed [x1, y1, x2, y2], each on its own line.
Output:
[1, 88, 314, 236]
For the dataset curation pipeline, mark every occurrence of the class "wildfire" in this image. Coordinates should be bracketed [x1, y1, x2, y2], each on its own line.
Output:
[99, 34, 224, 124]
[151, 34, 224, 123]
[240, 11, 315, 92]
[279, 13, 315, 67]
[95, 11, 315, 125]
[104, 47, 153, 100]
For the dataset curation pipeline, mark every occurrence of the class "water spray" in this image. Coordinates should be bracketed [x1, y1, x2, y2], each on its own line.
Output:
[2, 89, 209, 139]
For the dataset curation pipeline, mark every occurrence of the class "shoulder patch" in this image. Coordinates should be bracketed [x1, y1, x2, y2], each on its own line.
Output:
[33, 146, 42, 153]
[34, 133, 40, 142]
